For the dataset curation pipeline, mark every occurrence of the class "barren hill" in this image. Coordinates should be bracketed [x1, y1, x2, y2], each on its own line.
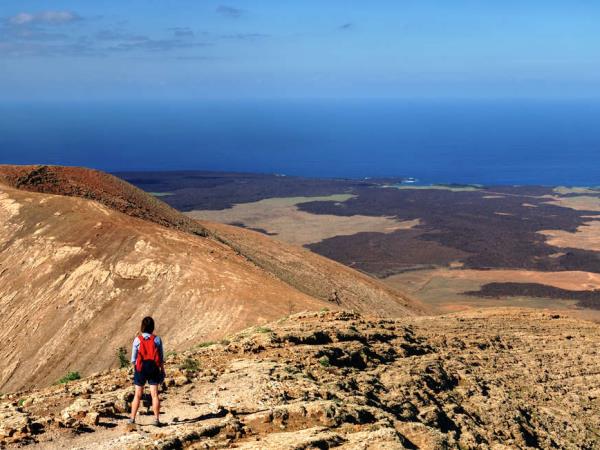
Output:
[2, 309, 599, 449]
[198, 220, 424, 316]
[0, 164, 208, 236]
[0, 165, 421, 392]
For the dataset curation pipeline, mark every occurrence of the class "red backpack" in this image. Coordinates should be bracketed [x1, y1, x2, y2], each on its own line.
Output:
[135, 335, 161, 372]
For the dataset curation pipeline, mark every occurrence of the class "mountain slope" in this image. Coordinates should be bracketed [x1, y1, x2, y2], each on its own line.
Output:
[0, 182, 327, 391]
[0, 165, 422, 316]
[0, 165, 422, 391]
[199, 220, 425, 317]
[0, 164, 208, 236]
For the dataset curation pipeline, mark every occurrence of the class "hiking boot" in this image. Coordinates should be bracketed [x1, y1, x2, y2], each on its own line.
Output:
[153, 418, 162, 427]
[127, 418, 135, 425]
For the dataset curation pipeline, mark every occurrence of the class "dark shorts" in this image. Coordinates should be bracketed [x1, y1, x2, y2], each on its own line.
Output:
[133, 360, 164, 386]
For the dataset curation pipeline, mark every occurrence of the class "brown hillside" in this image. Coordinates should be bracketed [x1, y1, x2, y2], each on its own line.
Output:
[0, 165, 422, 391]
[0, 182, 326, 392]
[199, 220, 425, 317]
[0, 165, 208, 236]
[0, 165, 422, 315]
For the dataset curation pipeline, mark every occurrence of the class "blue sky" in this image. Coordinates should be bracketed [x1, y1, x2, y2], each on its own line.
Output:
[1, 1, 599, 100]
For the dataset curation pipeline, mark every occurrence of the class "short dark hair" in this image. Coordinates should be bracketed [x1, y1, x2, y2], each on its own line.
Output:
[141, 316, 155, 334]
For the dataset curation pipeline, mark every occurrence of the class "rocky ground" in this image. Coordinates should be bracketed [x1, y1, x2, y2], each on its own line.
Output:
[2, 309, 599, 449]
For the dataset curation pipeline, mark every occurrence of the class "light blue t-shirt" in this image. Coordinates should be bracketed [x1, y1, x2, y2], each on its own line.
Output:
[131, 333, 164, 365]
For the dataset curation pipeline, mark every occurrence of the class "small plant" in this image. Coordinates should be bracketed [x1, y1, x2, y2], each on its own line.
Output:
[117, 346, 129, 369]
[318, 356, 331, 368]
[197, 341, 216, 348]
[220, 339, 231, 346]
[320, 307, 330, 313]
[166, 351, 178, 358]
[179, 357, 200, 372]
[284, 365, 299, 374]
[58, 371, 81, 384]
[17, 398, 25, 407]
[255, 326, 272, 334]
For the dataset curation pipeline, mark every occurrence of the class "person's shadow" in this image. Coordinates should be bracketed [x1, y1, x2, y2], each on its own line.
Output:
[142, 393, 153, 415]
[140, 394, 228, 426]
[172, 408, 228, 425]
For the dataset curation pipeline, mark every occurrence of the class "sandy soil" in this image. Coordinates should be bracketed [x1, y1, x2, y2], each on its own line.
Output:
[540, 220, 600, 252]
[386, 184, 481, 192]
[554, 186, 600, 195]
[188, 195, 418, 245]
[384, 268, 600, 315]
[432, 268, 600, 291]
[545, 195, 600, 212]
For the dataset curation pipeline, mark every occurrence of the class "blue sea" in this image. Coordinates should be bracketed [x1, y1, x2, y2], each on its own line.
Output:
[1, 99, 600, 185]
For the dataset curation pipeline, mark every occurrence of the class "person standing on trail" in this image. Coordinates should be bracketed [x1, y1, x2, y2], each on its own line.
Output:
[128, 316, 165, 426]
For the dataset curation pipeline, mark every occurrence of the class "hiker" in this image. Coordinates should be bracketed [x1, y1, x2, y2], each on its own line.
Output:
[129, 316, 165, 426]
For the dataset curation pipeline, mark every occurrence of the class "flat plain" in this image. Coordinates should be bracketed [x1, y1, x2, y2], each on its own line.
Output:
[122, 171, 600, 317]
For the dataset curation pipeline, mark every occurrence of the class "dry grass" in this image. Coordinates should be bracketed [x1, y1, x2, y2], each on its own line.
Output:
[188, 195, 419, 245]
[545, 195, 600, 212]
[540, 220, 600, 252]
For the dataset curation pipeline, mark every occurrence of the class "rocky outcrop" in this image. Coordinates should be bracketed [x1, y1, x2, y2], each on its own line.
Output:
[1, 309, 599, 449]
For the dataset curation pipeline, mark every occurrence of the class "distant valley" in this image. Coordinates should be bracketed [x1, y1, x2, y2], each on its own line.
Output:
[120, 170, 600, 319]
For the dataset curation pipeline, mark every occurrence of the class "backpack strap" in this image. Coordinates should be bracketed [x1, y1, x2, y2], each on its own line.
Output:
[137, 334, 145, 356]
[135, 335, 144, 372]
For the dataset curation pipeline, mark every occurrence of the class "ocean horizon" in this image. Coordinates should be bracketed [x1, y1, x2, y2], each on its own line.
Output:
[2, 98, 600, 186]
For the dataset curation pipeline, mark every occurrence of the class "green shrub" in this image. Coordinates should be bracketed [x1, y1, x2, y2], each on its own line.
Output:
[179, 358, 200, 372]
[117, 346, 129, 369]
[58, 371, 81, 384]
[197, 341, 216, 348]
[319, 356, 331, 368]
[255, 326, 272, 334]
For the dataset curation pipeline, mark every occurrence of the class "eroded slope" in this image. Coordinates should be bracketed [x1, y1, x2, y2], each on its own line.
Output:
[0, 165, 422, 317]
[198, 221, 425, 317]
[0, 183, 327, 392]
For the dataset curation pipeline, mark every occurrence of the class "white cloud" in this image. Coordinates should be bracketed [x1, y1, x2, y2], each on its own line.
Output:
[8, 11, 81, 26]
[216, 5, 244, 18]
[9, 13, 35, 25]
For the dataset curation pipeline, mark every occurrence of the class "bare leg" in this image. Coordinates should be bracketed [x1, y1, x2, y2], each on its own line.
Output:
[150, 384, 160, 420]
[130, 385, 143, 421]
